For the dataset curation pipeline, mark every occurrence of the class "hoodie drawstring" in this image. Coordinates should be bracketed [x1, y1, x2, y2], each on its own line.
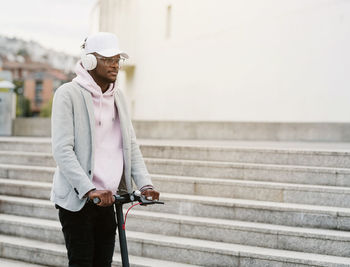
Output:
[98, 91, 116, 126]
[99, 94, 103, 126]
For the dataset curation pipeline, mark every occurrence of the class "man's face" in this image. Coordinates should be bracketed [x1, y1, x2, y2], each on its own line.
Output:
[92, 53, 121, 83]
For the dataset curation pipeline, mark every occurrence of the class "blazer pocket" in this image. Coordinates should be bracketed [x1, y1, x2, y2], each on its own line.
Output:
[53, 171, 72, 199]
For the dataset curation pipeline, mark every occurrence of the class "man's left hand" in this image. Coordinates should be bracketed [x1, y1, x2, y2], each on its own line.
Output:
[141, 189, 160, 201]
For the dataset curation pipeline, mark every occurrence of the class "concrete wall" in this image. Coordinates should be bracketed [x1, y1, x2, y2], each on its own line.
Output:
[94, 0, 350, 122]
[12, 118, 350, 142]
[13, 118, 51, 137]
[0, 93, 15, 136]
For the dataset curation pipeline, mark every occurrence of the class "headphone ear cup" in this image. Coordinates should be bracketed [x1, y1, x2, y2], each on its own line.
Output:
[81, 53, 97, 70]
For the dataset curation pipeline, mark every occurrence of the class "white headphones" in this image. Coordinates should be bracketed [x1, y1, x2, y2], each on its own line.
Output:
[81, 51, 97, 71]
[80, 39, 97, 71]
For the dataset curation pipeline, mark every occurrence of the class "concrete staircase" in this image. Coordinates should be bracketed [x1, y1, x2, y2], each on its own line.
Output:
[1, 137, 350, 266]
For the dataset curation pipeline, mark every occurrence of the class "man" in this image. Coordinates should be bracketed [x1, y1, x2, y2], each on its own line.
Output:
[51, 32, 159, 267]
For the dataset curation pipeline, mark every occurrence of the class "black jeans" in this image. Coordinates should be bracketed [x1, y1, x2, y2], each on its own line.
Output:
[57, 201, 117, 267]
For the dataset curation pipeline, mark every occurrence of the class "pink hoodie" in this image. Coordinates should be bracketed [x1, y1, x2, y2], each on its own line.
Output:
[73, 62, 124, 194]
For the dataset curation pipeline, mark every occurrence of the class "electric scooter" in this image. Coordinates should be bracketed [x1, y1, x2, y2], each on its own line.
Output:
[93, 191, 164, 267]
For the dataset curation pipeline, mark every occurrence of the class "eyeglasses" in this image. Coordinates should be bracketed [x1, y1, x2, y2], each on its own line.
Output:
[95, 55, 125, 66]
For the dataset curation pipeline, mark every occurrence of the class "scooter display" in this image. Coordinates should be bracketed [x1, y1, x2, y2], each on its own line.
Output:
[93, 191, 164, 267]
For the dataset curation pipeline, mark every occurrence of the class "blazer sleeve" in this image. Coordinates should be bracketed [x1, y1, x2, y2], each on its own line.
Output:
[51, 87, 95, 199]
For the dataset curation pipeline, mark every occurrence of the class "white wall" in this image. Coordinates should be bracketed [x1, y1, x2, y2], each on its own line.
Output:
[95, 0, 350, 122]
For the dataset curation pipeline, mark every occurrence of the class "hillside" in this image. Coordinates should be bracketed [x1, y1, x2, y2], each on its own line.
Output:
[0, 35, 78, 73]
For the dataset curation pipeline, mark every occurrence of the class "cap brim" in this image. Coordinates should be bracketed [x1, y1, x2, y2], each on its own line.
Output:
[97, 48, 129, 59]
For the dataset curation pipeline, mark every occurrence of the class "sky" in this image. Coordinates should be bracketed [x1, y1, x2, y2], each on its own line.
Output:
[0, 0, 97, 56]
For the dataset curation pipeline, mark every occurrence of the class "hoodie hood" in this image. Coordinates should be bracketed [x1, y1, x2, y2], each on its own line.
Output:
[73, 61, 115, 97]
[73, 61, 115, 125]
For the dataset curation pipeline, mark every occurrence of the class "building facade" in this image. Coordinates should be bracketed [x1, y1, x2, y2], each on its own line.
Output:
[3, 60, 67, 115]
[91, 0, 350, 122]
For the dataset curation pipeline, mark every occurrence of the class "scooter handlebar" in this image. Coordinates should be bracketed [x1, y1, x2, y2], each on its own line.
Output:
[92, 190, 164, 206]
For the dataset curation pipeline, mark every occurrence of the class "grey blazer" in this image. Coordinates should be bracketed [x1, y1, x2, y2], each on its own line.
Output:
[50, 81, 152, 211]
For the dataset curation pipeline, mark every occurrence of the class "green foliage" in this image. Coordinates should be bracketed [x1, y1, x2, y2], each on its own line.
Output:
[16, 48, 29, 57]
[16, 95, 32, 117]
[13, 80, 24, 95]
[13, 80, 31, 117]
[40, 97, 53, 117]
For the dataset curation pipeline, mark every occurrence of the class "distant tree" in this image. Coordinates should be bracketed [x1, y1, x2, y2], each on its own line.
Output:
[13, 80, 33, 117]
[16, 95, 32, 117]
[16, 48, 29, 57]
[40, 97, 53, 117]
[13, 80, 24, 95]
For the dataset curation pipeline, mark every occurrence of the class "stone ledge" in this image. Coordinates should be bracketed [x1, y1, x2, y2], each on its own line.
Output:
[11, 118, 350, 142]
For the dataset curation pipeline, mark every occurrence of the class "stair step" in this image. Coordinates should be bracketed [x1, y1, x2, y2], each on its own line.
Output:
[140, 141, 350, 168]
[2, 224, 350, 266]
[0, 164, 55, 182]
[137, 193, 350, 230]
[1, 194, 350, 230]
[2, 158, 350, 188]
[0, 137, 51, 153]
[0, 234, 198, 267]
[126, 210, 350, 258]
[145, 158, 350, 186]
[0, 151, 55, 167]
[124, 231, 350, 266]
[2, 137, 350, 168]
[3, 176, 350, 208]
[0, 258, 47, 267]
[0, 195, 58, 220]
[2, 212, 350, 258]
[151, 174, 350, 207]
[0, 179, 51, 200]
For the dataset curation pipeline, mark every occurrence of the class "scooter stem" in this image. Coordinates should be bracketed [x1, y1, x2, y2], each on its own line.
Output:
[115, 202, 130, 267]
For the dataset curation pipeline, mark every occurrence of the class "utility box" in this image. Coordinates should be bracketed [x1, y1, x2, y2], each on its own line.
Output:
[0, 92, 16, 136]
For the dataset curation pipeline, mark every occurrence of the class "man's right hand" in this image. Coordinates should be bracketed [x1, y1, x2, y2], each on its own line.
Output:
[87, 190, 114, 207]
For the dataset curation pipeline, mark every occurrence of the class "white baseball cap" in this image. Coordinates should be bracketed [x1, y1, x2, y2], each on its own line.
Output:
[84, 32, 129, 59]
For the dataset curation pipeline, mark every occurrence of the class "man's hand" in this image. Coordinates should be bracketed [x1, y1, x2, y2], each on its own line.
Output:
[87, 190, 114, 207]
[141, 189, 160, 201]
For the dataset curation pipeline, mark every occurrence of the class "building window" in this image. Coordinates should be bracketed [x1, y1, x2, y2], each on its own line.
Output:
[35, 80, 43, 106]
[166, 5, 172, 39]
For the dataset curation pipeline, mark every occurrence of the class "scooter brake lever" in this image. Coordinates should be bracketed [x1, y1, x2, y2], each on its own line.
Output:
[138, 195, 164, 205]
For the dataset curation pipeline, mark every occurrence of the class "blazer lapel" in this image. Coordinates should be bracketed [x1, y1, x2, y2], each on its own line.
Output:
[114, 89, 129, 150]
[80, 87, 95, 156]
[115, 89, 132, 192]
